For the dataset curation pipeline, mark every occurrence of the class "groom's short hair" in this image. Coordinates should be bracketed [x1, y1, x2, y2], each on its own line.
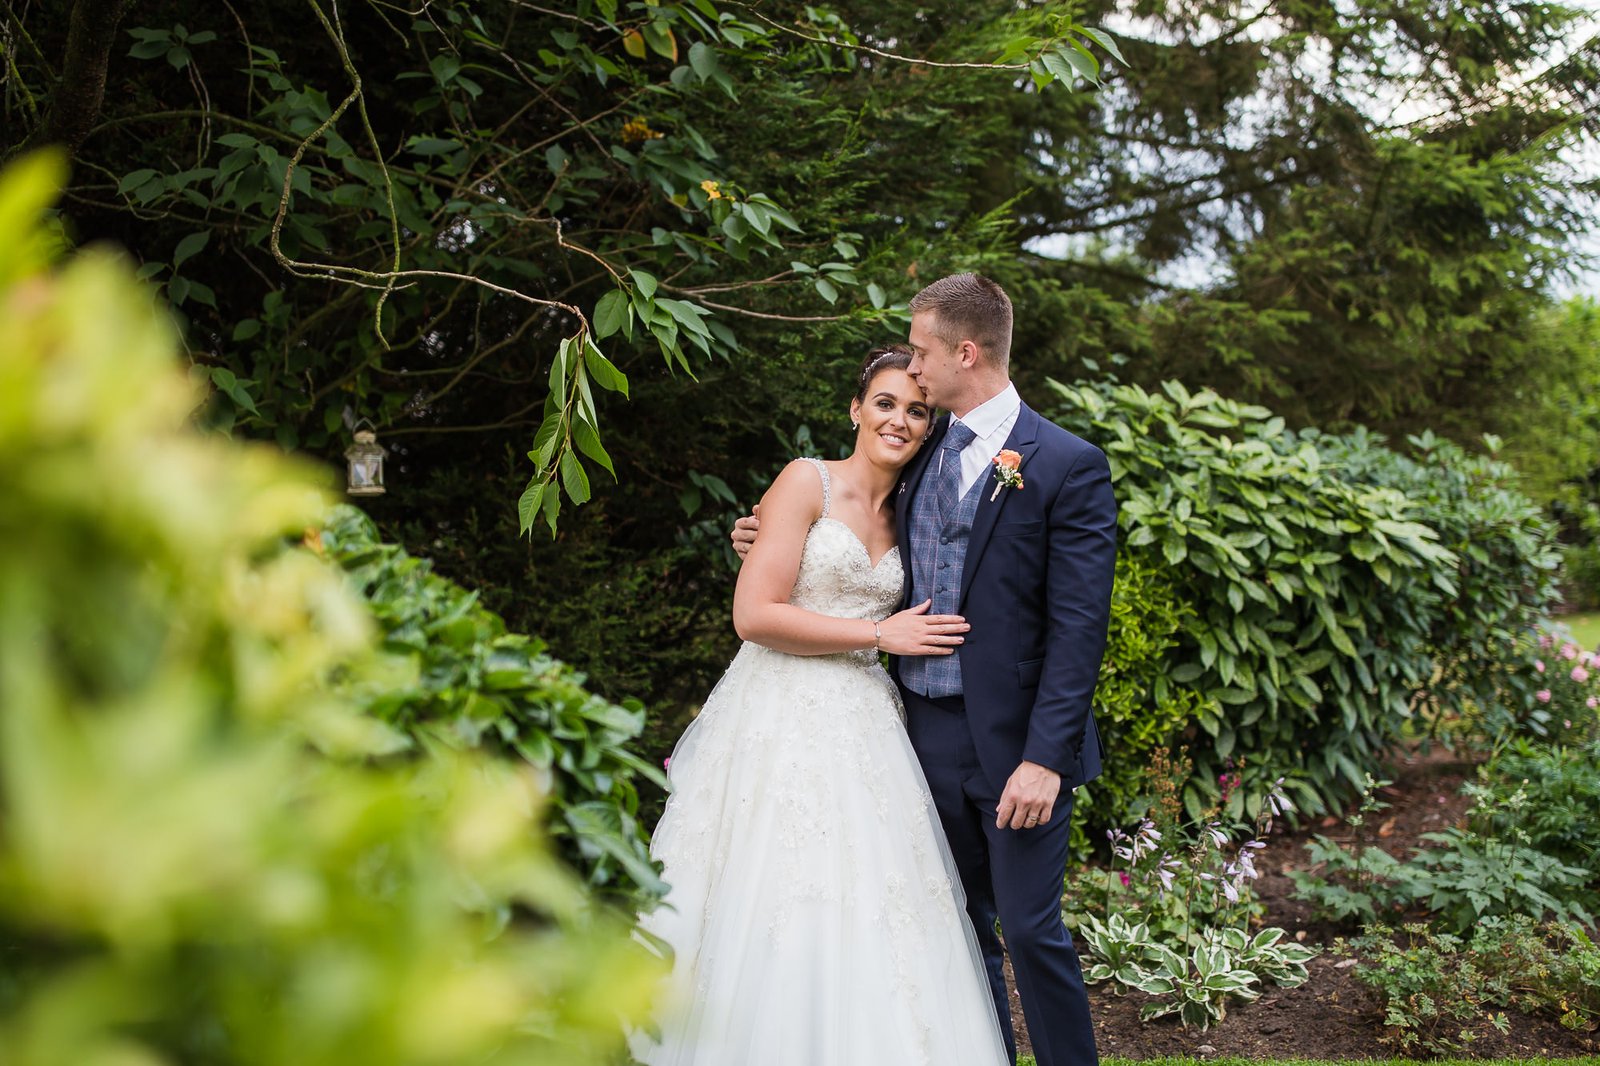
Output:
[908, 273, 1013, 369]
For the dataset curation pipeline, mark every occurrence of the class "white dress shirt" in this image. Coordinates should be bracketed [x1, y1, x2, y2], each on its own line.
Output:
[949, 383, 1022, 496]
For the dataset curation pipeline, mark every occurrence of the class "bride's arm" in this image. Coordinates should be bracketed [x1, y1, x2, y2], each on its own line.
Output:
[732, 461, 967, 657]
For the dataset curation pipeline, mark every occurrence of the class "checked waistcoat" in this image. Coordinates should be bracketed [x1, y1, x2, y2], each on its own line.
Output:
[899, 424, 983, 698]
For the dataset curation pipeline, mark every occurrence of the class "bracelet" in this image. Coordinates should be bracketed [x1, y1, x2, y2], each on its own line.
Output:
[873, 620, 882, 653]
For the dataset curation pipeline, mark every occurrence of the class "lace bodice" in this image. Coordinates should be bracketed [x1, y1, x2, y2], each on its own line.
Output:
[787, 458, 904, 627]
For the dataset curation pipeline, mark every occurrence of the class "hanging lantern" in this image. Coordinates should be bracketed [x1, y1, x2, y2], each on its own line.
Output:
[344, 425, 388, 496]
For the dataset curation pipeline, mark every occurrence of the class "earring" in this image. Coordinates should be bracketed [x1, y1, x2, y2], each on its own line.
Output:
[852, 420, 859, 429]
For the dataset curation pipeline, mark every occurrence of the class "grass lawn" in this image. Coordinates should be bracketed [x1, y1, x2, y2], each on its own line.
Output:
[1017, 1060, 1600, 1066]
[1560, 611, 1600, 652]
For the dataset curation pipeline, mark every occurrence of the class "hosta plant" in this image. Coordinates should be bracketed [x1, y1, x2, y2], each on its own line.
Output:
[1130, 939, 1262, 1029]
[1079, 919, 1316, 1030]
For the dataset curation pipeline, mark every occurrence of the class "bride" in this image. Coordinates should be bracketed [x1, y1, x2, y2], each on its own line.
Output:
[632, 346, 1010, 1066]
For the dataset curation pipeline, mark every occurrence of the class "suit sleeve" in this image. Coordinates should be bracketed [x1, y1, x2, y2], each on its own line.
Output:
[1021, 442, 1117, 775]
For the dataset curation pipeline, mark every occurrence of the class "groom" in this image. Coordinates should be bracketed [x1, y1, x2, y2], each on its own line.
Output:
[734, 273, 1116, 1066]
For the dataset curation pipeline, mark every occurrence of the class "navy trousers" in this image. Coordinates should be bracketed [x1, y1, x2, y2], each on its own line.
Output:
[902, 688, 1099, 1066]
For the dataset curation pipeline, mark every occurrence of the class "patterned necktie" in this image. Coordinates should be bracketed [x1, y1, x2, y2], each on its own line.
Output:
[935, 420, 978, 521]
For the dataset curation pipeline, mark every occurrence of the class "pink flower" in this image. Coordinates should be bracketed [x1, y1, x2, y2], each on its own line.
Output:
[1574, 666, 1591, 683]
[1589, 696, 1599, 710]
[1562, 643, 1580, 661]
[1540, 633, 1554, 649]
[1119, 871, 1131, 888]
[663, 756, 672, 772]
[1536, 689, 1552, 703]
[1535, 660, 1546, 673]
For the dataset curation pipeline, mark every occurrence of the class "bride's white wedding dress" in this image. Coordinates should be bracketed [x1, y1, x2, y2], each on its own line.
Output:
[633, 458, 1008, 1066]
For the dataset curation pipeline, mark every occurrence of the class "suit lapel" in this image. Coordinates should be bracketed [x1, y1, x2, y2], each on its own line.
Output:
[959, 404, 1040, 609]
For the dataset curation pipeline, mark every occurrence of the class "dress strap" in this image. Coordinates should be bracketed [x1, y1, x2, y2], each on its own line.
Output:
[799, 456, 831, 518]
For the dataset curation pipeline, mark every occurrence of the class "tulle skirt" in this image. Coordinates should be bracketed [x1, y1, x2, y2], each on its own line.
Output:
[632, 642, 1009, 1066]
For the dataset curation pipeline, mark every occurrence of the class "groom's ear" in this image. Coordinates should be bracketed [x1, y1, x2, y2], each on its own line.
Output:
[957, 339, 982, 368]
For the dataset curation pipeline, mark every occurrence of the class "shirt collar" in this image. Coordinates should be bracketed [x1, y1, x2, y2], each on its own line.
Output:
[952, 383, 1020, 442]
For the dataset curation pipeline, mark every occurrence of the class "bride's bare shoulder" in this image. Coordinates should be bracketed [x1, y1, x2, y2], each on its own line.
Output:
[758, 458, 827, 518]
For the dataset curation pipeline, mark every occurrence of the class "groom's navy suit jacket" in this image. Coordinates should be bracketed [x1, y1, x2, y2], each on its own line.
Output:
[889, 403, 1117, 793]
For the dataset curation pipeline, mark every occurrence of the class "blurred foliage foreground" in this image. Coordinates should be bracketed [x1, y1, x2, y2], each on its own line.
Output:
[0, 153, 660, 1065]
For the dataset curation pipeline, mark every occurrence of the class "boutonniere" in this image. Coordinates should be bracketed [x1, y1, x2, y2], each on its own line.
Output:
[990, 449, 1024, 501]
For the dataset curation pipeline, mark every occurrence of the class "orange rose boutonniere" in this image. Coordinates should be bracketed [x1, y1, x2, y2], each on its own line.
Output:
[990, 449, 1024, 501]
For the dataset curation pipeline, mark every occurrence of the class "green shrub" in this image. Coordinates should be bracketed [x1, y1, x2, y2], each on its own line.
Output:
[0, 153, 657, 1066]
[1047, 379, 1559, 823]
[319, 505, 667, 909]
[1344, 917, 1600, 1054]
[1475, 736, 1600, 886]
[1565, 541, 1600, 610]
[1291, 776, 1596, 933]
[1072, 553, 1213, 852]
[1314, 429, 1560, 745]
[1340, 924, 1513, 1055]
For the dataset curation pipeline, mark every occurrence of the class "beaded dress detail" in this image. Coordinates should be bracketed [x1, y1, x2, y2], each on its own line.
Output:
[632, 458, 1007, 1066]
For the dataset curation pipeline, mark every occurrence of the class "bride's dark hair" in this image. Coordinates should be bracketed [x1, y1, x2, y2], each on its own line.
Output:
[853, 344, 915, 402]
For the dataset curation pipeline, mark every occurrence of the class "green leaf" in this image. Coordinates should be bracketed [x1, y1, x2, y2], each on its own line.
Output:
[529, 412, 563, 469]
[117, 169, 158, 195]
[1080, 27, 1127, 66]
[430, 54, 461, 84]
[540, 479, 561, 535]
[1040, 50, 1077, 84]
[406, 136, 463, 156]
[516, 476, 544, 533]
[814, 277, 838, 304]
[549, 336, 575, 399]
[583, 339, 630, 397]
[631, 269, 658, 299]
[593, 289, 631, 340]
[688, 40, 717, 79]
[559, 449, 591, 504]
[172, 231, 209, 268]
[573, 419, 615, 478]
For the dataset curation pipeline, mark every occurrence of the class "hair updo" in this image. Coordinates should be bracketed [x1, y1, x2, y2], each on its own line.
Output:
[853, 343, 915, 403]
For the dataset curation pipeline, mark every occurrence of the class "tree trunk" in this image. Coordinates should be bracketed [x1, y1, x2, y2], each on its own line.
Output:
[27, 0, 137, 157]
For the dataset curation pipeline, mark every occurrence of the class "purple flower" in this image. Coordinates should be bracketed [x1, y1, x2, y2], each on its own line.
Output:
[1205, 822, 1228, 849]
[1267, 777, 1295, 818]
[1155, 855, 1181, 894]
[1119, 871, 1131, 888]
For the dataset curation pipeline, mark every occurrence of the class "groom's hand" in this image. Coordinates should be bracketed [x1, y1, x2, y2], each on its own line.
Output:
[730, 504, 760, 562]
[996, 761, 1061, 831]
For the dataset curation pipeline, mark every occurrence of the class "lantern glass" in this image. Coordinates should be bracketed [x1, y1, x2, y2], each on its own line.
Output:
[344, 429, 387, 496]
